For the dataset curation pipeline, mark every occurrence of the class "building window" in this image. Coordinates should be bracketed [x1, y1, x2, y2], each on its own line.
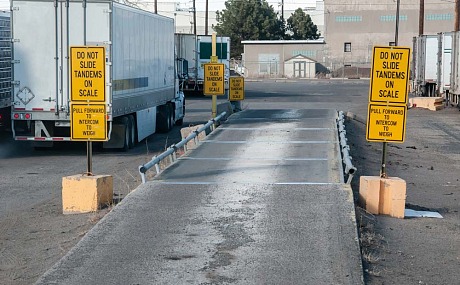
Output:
[335, 16, 362, 22]
[344, 42, 352, 52]
[426, 14, 453, 21]
[292, 50, 316, 57]
[380, 15, 407, 22]
[258, 54, 279, 75]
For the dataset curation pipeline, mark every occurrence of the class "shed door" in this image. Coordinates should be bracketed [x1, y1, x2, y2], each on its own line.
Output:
[294, 61, 306, 78]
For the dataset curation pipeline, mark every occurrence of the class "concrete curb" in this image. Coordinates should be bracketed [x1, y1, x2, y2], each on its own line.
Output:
[345, 111, 367, 125]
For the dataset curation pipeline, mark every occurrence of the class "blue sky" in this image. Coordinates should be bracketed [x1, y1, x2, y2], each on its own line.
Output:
[0, 0, 318, 12]
[171, 0, 317, 12]
[0, 0, 8, 10]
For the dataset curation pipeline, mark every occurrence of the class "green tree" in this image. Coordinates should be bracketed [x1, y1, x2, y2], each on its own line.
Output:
[214, 0, 285, 58]
[286, 8, 320, 40]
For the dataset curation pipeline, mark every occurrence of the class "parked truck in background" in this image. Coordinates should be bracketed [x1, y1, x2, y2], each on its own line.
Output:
[412, 34, 439, 97]
[449, 31, 460, 107]
[11, 0, 184, 149]
[411, 32, 453, 99]
[436, 32, 452, 97]
[175, 34, 230, 95]
[0, 11, 11, 129]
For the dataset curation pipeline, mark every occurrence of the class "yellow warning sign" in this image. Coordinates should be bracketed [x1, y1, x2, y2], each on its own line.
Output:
[71, 103, 107, 141]
[204, 63, 225, 96]
[366, 103, 407, 143]
[229, 77, 245, 101]
[369, 46, 410, 104]
[70, 46, 106, 102]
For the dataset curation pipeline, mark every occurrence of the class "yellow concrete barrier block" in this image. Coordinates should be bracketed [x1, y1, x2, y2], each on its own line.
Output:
[359, 176, 381, 215]
[380, 177, 406, 218]
[359, 176, 407, 218]
[62, 174, 113, 214]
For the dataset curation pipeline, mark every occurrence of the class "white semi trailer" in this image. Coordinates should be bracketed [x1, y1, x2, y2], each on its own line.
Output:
[413, 34, 439, 97]
[10, 0, 185, 149]
[175, 34, 230, 95]
[436, 32, 452, 96]
[0, 11, 11, 129]
[411, 32, 453, 98]
[449, 31, 460, 107]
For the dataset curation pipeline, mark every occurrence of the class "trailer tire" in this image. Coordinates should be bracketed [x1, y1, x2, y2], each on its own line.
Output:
[175, 118, 184, 126]
[175, 101, 185, 126]
[121, 117, 130, 151]
[168, 104, 174, 130]
[156, 105, 171, 133]
[128, 115, 136, 149]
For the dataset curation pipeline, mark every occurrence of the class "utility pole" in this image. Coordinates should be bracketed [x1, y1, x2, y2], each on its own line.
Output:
[281, 0, 284, 21]
[419, 0, 424, 35]
[154, 0, 157, 14]
[456, 0, 460, 31]
[205, 0, 208, 35]
[382, 0, 401, 178]
[394, 0, 400, 46]
[193, 0, 197, 35]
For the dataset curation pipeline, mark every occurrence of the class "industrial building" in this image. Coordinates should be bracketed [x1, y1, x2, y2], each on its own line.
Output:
[146, 1, 455, 78]
[324, 0, 455, 68]
[241, 0, 456, 78]
[241, 40, 326, 78]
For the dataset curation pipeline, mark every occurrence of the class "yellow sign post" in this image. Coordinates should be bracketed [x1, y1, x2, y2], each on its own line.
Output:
[70, 46, 107, 175]
[229, 77, 245, 101]
[70, 46, 106, 102]
[210, 55, 218, 63]
[204, 63, 225, 96]
[367, 45, 410, 178]
[367, 46, 410, 143]
[71, 103, 107, 141]
[366, 104, 406, 142]
[369, 46, 410, 104]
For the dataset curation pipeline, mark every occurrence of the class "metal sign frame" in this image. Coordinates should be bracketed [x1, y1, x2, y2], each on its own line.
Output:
[369, 46, 411, 104]
[203, 63, 225, 96]
[70, 103, 108, 141]
[229, 76, 245, 101]
[366, 103, 407, 143]
[70, 46, 106, 102]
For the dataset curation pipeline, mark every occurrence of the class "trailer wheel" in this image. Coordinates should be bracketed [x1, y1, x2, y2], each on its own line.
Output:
[121, 117, 130, 151]
[128, 115, 136, 149]
[175, 117, 184, 126]
[175, 101, 185, 126]
[156, 105, 171, 133]
[168, 104, 175, 130]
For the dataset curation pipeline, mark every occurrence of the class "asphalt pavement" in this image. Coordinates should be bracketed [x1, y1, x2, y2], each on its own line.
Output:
[36, 108, 363, 285]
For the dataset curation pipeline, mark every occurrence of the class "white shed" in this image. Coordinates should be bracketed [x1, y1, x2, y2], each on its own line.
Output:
[284, 55, 317, 78]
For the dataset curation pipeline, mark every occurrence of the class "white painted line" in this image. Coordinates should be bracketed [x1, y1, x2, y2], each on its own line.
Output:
[178, 157, 328, 161]
[151, 181, 342, 185]
[201, 140, 336, 144]
[273, 182, 341, 185]
[227, 117, 334, 120]
[217, 127, 335, 130]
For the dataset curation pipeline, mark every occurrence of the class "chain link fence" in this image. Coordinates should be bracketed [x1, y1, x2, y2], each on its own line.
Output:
[230, 59, 371, 80]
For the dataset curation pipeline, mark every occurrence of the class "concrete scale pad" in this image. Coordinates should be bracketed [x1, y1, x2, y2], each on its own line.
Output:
[36, 109, 363, 285]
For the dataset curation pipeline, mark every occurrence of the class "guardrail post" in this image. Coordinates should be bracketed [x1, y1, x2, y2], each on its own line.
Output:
[337, 111, 357, 184]
[172, 145, 177, 161]
[194, 130, 200, 145]
[138, 165, 146, 184]
[138, 111, 227, 183]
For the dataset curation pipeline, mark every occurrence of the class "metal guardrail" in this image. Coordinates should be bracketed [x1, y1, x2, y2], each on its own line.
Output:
[138, 112, 227, 183]
[337, 111, 357, 184]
